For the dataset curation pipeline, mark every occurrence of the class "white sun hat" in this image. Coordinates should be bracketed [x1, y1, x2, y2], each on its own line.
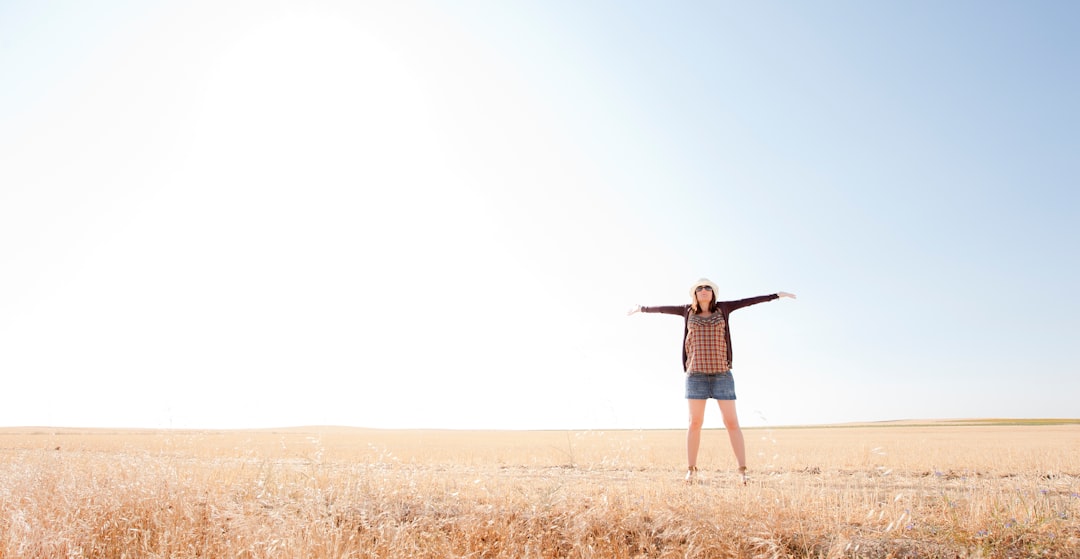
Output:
[689, 278, 719, 301]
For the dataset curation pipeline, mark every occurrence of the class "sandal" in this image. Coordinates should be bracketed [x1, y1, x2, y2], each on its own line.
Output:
[685, 466, 698, 484]
[738, 466, 748, 485]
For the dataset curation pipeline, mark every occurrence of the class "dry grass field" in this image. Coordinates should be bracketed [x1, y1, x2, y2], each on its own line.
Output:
[1, 420, 1078, 558]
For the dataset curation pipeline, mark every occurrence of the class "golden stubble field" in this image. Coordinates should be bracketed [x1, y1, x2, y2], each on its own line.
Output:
[1, 420, 1078, 558]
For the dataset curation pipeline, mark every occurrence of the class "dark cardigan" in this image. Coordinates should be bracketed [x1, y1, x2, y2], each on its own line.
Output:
[641, 294, 779, 371]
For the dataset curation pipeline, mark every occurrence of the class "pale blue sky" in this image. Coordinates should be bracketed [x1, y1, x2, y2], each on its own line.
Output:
[2, 1, 1076, 430]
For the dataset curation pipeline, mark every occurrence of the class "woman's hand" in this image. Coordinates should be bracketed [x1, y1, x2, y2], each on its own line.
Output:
[627, 305, 642, 315]
[777, 292, 796, 299]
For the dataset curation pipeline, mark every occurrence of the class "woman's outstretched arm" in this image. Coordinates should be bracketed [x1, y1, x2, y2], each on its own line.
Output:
[628, 305, 689, 316]
[721, 292, 796, 313]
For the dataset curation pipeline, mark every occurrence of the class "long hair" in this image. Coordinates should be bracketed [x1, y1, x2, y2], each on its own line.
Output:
[690, 292, 717, 314]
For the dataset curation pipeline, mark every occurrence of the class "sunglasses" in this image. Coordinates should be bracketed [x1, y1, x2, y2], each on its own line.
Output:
[695, 285, 713, 293]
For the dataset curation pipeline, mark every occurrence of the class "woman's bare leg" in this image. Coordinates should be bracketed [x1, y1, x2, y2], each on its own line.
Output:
[717, 400, 746, 470]
[686, 399, 708, 468]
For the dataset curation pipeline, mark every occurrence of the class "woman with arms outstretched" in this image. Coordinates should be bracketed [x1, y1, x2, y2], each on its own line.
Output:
[629, 279, 795, 483]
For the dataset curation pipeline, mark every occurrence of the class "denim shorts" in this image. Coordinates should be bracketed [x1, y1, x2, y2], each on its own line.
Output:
[685, 371, 736, 400]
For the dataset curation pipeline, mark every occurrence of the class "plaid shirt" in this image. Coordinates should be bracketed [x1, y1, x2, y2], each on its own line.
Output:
[640, 294, 779, 372]
[685, 312, 729, 373]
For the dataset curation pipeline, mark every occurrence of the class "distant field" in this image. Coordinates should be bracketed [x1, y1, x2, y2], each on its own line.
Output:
[788, 418, 1080, 428]
[1, 422, 1078, 558]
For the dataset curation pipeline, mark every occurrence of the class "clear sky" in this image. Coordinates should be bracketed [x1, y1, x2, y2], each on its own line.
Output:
[2, 1, 1077, 430]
